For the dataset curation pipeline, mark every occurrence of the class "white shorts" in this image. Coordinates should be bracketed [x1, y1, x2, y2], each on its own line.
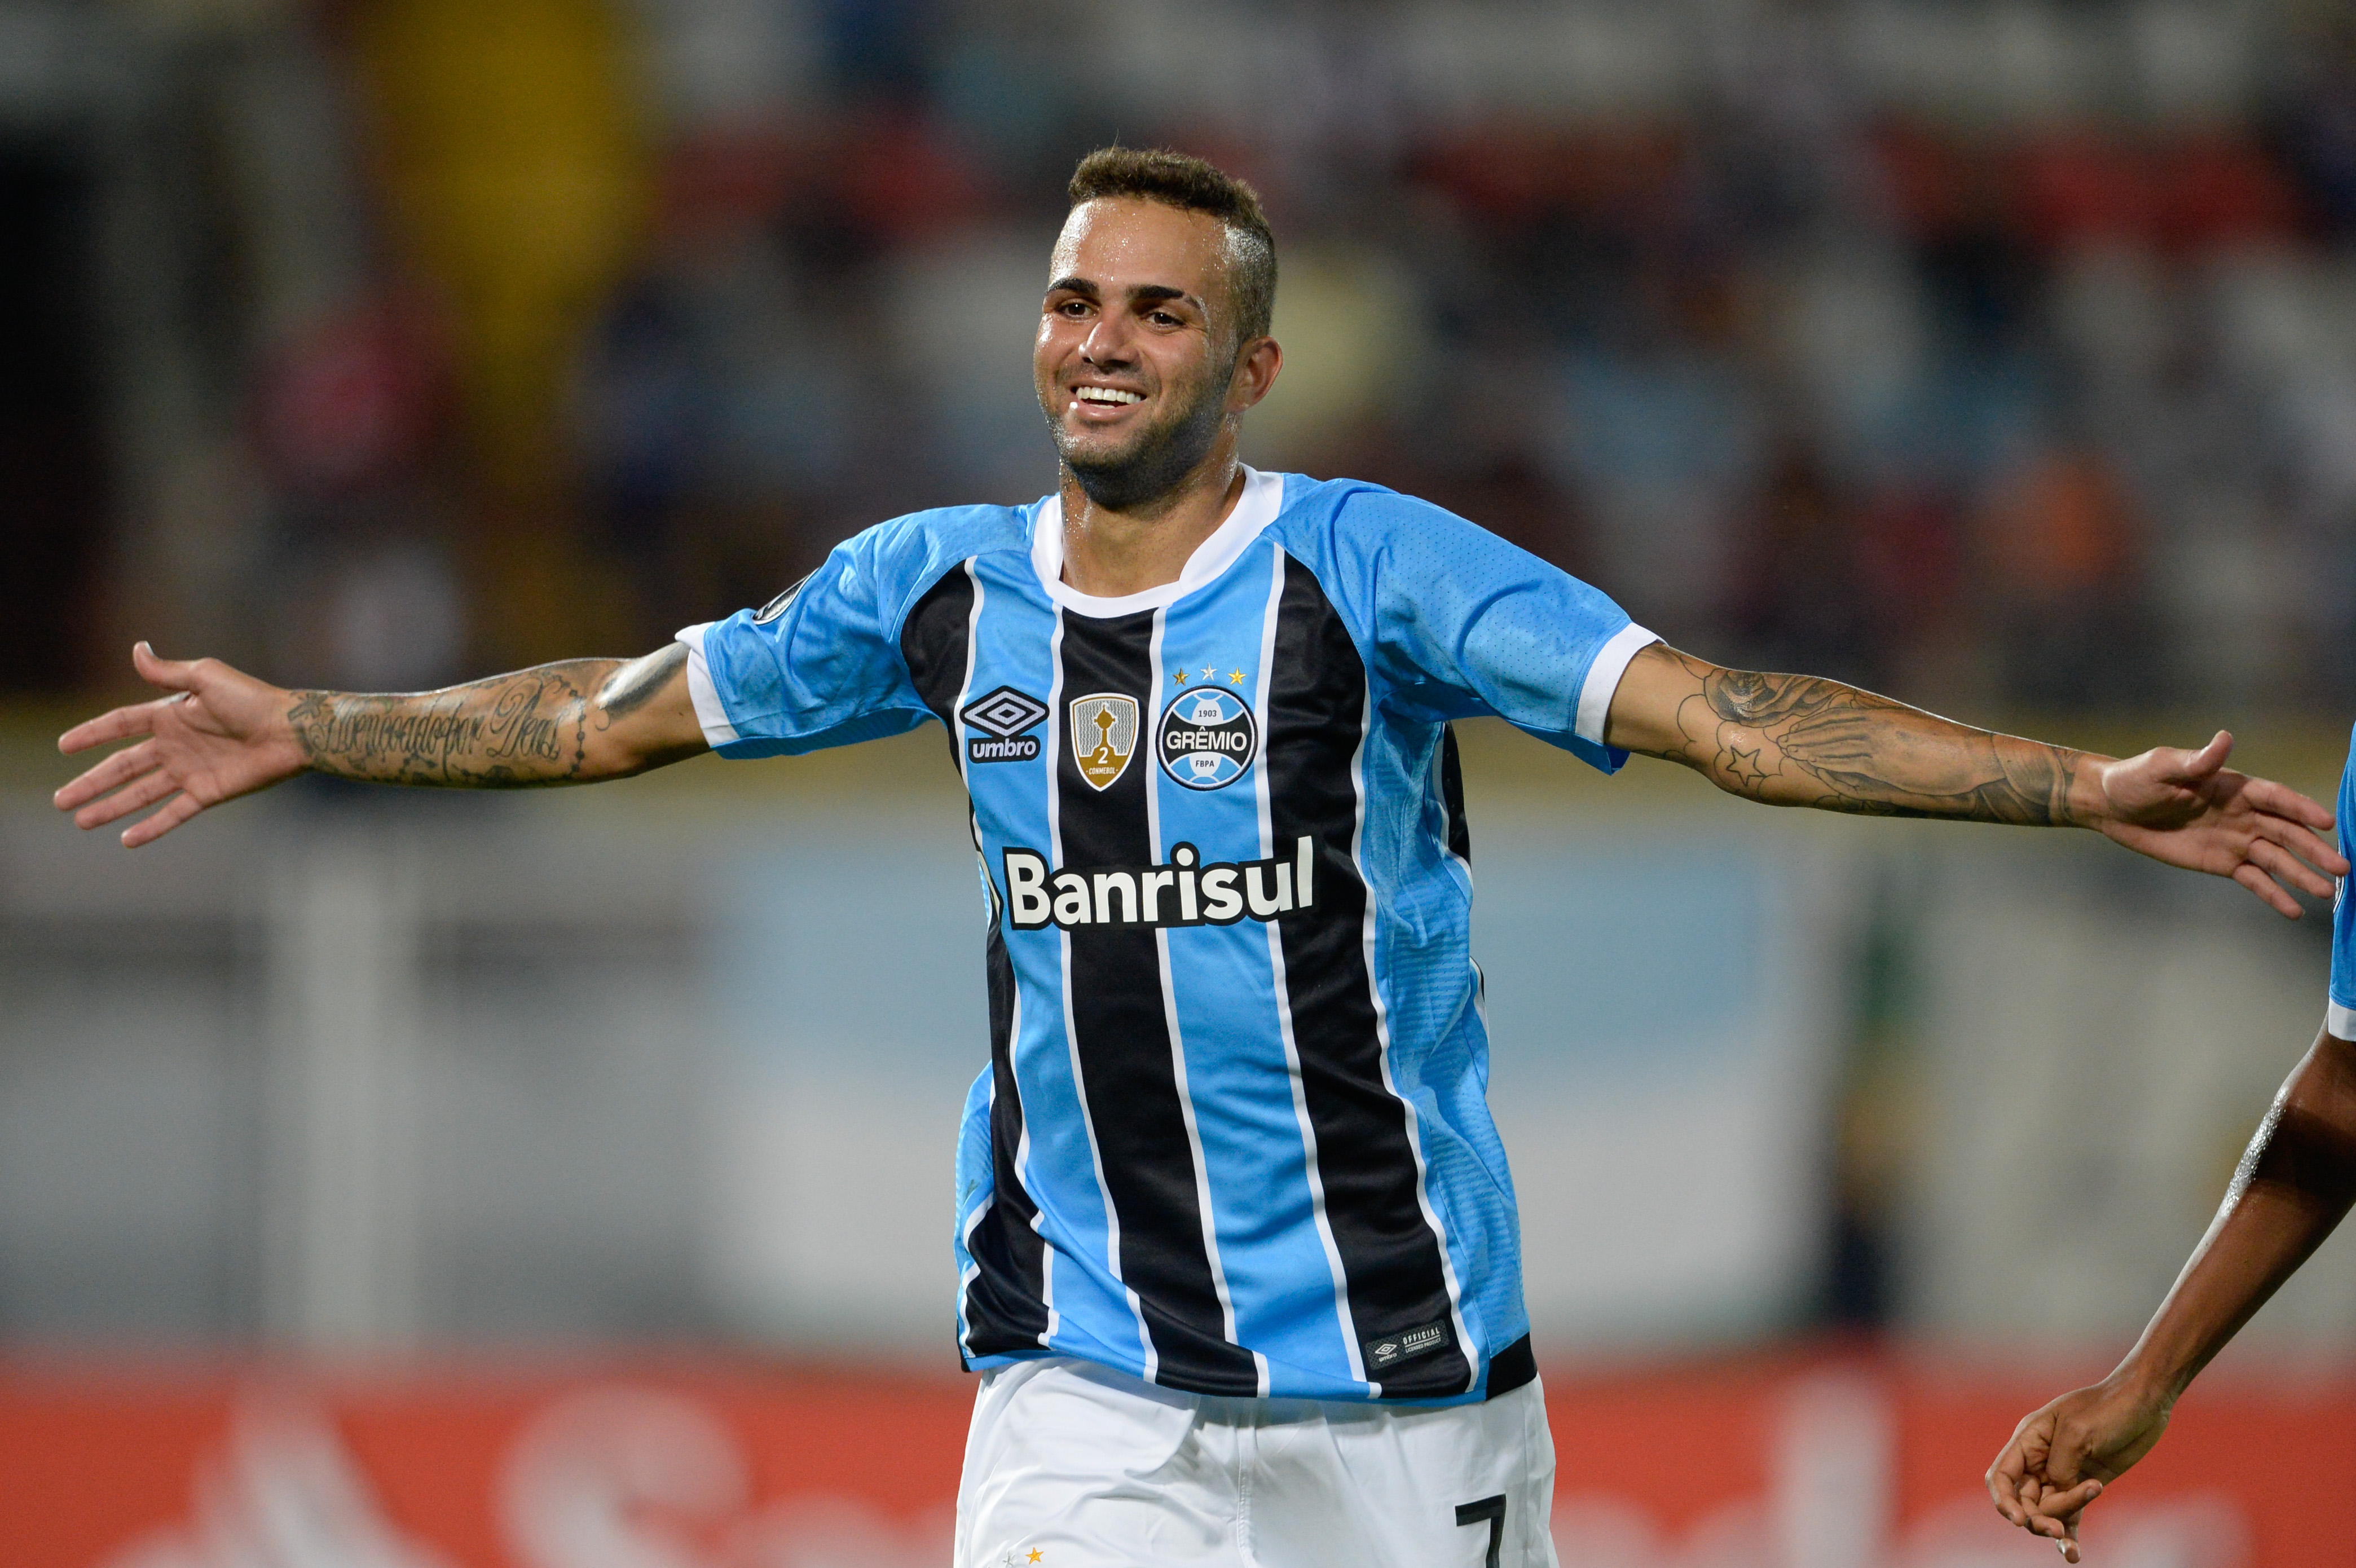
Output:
[953, 1356, 1559, 1568]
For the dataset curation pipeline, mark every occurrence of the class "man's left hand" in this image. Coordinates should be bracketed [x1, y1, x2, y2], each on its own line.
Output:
[2091, 732, 2346, 919]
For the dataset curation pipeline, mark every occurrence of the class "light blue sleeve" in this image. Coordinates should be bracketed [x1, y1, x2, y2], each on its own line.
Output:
[1318, 486, 1655, 774]
[2332, 728, 2355, 1038]
[680, 522, 937, 759]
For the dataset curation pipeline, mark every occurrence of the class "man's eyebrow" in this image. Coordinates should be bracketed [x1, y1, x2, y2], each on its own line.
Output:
[1129, 284, 1199, 310]
[1043, 278, 1205, 314]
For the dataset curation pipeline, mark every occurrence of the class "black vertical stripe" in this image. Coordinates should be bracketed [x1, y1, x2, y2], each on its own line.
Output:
[965, 915, 1052, 1355]
[1440, 724, 1472, 863]
[901, 565, 979, 755]
[900, 563, 1050, 1358]
[1264, 553, 1473, 1397]
[1055, 609, 1260, 1394]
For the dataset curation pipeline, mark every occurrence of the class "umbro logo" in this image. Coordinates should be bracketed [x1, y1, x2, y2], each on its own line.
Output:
[961, 686, 1049, 764]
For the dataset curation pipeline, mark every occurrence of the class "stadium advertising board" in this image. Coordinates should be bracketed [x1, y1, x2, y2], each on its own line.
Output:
[5, 1353, 2349, 1568]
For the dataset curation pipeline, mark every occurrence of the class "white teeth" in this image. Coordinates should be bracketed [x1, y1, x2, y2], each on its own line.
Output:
[1075, 387, 1143, 405]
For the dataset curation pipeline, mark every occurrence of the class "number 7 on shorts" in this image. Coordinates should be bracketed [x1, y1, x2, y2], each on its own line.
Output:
[1455, 1494, 1506, 1567]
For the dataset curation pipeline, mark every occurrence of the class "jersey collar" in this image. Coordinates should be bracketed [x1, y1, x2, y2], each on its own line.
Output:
[1029, 466, 1286, 618]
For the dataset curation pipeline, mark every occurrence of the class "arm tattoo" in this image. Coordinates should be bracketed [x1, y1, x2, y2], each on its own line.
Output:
[287, 660, 619, 787]
[1655, 651, 2089, 826]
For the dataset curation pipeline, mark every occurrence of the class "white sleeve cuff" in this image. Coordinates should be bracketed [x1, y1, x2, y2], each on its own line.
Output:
[673, 624, 741, 748]
[1575, 623, 1661, 748]
[2329, 998, 2355, 1041]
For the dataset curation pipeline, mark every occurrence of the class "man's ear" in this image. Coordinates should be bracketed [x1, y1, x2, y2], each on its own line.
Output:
[1228, 335, 1283, 412]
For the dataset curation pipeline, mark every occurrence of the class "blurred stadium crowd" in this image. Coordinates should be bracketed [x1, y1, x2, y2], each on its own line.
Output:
[7, 0, 2356, 716]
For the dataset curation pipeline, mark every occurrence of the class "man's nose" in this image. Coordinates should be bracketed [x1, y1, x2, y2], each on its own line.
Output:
[1080, 312, 1134, 365]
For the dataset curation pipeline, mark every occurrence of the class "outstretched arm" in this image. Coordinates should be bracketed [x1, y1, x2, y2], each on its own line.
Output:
[1984, 1027, 2356, 1560]
[1602, 643, 2345, 916]
[56, 641, 709, 845]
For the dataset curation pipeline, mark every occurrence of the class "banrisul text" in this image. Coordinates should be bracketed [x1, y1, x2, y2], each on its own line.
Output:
[1002, 838, 1317, 930]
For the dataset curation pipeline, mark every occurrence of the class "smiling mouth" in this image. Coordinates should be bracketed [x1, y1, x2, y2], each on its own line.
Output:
[1072, 386, 1144, 407]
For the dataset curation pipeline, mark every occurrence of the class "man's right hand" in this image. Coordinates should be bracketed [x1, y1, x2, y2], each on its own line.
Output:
[55, 640, 709, 846]
[56, 642, 307, 846]
[1986, 1381, 2171, 1561]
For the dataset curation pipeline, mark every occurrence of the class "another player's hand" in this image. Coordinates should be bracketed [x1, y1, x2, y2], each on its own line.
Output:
[54, 643, 305, 847]
[2090, 732, 2346, 918]
[1986, 1381, 2170, 1562]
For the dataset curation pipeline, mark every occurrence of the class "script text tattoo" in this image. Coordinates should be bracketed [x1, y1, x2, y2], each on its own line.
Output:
[287, 662, 616, 787]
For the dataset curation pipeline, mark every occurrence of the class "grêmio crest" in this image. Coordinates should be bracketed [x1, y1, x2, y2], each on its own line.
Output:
[1157, 686, 1258, 791]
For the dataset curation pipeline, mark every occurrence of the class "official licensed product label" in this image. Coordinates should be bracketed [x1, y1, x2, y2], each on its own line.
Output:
[1365, 1320, 1451, 1372]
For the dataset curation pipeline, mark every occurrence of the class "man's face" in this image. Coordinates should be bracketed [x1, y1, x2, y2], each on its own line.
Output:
[1036, 197, 1242, 509]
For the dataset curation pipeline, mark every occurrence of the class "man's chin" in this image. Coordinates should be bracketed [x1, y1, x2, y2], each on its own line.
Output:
[1060, 437, 1203, 501]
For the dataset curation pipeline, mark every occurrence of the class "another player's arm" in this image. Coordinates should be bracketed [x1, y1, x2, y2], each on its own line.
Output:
[1984, 1025, 2356, 1562]
[56, 641, 708, 845]
[1601, 642, 2345, 916]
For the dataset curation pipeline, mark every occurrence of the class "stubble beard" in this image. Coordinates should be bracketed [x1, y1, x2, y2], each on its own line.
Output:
[1045, 372, 1231, 514]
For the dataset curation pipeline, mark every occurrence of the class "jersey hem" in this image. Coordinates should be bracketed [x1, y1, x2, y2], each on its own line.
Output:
[961, 1332, 1536, 1407]
[2329, 998, 2355, 1040]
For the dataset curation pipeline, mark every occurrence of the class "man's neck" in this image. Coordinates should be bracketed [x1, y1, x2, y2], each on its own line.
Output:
[1058, 447, 1245, 599]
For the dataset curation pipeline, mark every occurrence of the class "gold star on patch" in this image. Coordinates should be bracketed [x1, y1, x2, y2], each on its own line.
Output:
[1028, 1553, 1043, 1564]
[1229, 669, 1247, 684]
[1173, 668, 1189, 684]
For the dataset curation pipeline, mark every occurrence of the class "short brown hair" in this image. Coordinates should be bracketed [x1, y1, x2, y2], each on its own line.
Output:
[1067, 146, 1277, 349]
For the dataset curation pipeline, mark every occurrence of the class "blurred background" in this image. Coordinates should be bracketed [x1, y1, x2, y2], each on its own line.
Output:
[4, 2, 2355, 1566]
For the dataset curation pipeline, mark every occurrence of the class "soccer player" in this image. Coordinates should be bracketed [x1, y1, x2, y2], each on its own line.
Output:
[1985, 731, 2356, 1565]
[54, 150, 2347, 1567]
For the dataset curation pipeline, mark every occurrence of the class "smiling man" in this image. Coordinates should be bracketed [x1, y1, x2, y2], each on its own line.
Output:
[54, 148, 2348, 1568]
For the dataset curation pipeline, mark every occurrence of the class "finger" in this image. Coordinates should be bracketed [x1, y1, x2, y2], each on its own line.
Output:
[121, 791, 205, 848]
[57, 694, 185, 756]
[2247, 836, 2339, 901]
[2143, 732, 2231, 787]
[130, 640, 205, 694]
[2028, 1479, 2103, 1524]
[2231, 861, 2305, 919]
[2250, 811, 2348, 879]
[2178, 730, 2233, 781]
[2239, 776, 2340, 834]
[1988, 1448, 2038, 1526]
[52, 740, 160, 811]
[75, 767, 180, 831]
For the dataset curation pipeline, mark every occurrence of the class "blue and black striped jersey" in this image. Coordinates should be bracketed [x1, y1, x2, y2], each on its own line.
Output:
[681, 469, 1654, 1404]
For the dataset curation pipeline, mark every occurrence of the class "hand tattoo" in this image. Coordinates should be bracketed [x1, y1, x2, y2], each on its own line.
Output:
[1655, 651, 2088, 826]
